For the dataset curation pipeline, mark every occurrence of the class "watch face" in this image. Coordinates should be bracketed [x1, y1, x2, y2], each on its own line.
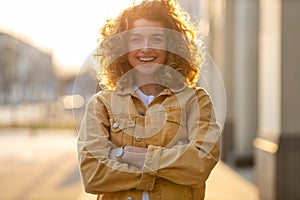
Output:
[115, 147, 124, 158]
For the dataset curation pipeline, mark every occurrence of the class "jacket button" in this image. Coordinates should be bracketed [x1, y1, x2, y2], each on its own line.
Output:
[127, 196, 133, 200]
[135, 136, 142, 142]
[113, 122, 119, 128]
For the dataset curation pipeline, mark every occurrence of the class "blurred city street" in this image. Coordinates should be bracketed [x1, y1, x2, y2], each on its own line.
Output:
[1, 0, 300, 198]
[0, 128, 83, 200]
[0, 128, 259, 200]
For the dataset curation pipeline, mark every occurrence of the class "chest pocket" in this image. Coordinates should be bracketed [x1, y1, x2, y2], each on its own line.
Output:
[109, 115, 135, 147]
[165, 107, 186, 125]
[146, 107, 188, 147]
[163, 107, 188, 147]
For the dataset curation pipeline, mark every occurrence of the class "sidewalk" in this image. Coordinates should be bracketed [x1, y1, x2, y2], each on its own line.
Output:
[205, 162, 259, 200]
[0, 128, 83, 200]
[77, 161, 259, 200]
[0, 128, 259, 200]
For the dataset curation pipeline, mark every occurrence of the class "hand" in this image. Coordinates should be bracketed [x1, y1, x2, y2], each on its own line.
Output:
[109, 148, 118, 160]
[122, 146, 147, 168]
[109, 146, 147, 168]
[124, 146, 147, 153]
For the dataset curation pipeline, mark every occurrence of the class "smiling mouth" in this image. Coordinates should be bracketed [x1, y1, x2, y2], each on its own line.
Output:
[137, 56, 156, 62]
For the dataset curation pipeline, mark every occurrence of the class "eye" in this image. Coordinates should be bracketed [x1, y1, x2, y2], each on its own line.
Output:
[129, 36, 142, 45]
[151, 36, 164, 45]
[150, 35, 166, 47]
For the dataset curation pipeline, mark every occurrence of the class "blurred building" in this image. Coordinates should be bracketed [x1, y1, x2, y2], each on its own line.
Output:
[179, 0, 300, 199]
[0, 32, 79, 128]
[0, 32, 57, 104]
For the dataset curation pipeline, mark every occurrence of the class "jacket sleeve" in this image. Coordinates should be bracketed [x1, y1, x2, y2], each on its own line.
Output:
[142, 88, 221, 188]
[77, 93, 156, 194]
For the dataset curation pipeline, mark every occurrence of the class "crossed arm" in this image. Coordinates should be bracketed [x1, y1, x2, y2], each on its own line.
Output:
[78, 88, 221, 193]
[109, 141, 187, 168]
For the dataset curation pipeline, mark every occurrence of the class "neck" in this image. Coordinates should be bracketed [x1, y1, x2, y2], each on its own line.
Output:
[135, 73, 156, 96]
[137, 83, 164, 96]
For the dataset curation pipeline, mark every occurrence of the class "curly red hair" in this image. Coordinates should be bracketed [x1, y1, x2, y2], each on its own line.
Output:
[94, 0, 204, 89]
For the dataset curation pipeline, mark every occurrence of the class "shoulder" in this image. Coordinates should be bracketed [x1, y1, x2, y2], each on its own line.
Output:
[180, 86, 210, 99]
[186, 86, 213, 108]
[194, 87, 212, 104]
[94, 89, 115, 101]
[193, 87, 211, 100]
[86, 89, 114, 107]
[193, 86, 210, 95]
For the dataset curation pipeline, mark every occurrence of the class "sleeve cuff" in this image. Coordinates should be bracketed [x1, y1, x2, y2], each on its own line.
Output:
[136, 173, 156, 191]
[136, 145, 162, 191]
[142, 145, 162, 175]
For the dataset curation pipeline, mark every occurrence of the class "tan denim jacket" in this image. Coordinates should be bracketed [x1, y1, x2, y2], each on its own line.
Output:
[77, 85, 221, 200]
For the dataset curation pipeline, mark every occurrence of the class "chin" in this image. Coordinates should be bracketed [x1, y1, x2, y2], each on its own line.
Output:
[134, 63, 162, 75]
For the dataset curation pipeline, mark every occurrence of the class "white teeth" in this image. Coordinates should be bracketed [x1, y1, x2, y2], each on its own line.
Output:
[138, 57, 156, 62]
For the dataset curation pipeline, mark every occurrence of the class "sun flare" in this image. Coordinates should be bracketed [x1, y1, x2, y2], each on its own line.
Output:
[0, 0, 138, 76]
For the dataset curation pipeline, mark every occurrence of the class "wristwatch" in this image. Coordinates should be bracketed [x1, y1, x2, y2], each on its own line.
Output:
[115, 146, 125, 159]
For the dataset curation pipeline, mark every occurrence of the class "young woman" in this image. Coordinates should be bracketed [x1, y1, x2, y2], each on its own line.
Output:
[77, 1, 221, 199]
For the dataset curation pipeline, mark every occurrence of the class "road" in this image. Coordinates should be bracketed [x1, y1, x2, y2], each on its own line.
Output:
[0, 128, 259, 200]
[0, 128, 84, 200]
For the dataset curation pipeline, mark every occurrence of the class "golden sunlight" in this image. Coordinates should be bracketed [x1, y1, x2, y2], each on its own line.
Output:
[0, 0, 137, 76]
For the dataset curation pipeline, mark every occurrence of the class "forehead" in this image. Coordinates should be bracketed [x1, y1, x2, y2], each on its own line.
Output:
[129, 27, 165, 37]
[129, 19, 165, 36]
[132, 18, 165, 29]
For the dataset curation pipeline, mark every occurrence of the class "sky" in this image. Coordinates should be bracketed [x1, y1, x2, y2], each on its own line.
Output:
[0, 0, 139, 76]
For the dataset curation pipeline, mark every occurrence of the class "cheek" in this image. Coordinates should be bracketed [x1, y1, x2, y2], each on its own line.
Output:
[128, 52, 136, 66]
[159, 51, 167, 64]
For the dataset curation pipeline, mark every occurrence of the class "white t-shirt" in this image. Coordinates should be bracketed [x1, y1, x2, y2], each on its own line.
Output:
[135, 87, 155, 107]
[135, 87, 153, 200]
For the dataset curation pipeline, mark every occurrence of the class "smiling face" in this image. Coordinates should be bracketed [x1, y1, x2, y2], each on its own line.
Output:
[127, 19, 167, 70]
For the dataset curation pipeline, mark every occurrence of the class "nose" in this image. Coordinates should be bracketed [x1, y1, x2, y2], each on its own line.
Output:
[142, 38, 149, 49]
[141, 39, 151, 50]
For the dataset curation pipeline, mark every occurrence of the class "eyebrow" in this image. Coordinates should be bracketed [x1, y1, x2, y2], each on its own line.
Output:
[152, 33, 165, 37]
[129, 32, 165, 37]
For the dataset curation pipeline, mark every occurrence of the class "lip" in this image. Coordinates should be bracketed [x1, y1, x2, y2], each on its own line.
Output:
[137, 56, 157, 62]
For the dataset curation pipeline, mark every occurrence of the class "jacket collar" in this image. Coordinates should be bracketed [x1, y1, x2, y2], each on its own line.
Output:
[114, 76, 186, 96]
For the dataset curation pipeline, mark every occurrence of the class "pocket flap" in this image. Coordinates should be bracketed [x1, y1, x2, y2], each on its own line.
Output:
[165, 108, 186, 125]
[110, 116, 135, 132]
